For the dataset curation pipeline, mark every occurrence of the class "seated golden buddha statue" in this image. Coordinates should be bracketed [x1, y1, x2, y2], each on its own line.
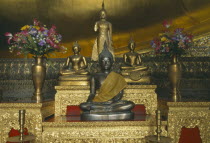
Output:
[80, 42, 135, 120]
[121, 39, 150, 82]
[59, 42, 89, 85]
[60, 41, 89, 75]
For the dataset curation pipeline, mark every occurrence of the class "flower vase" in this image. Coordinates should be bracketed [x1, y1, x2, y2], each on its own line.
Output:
[31, 56, 46, 103]
[168, 54, 182, 102]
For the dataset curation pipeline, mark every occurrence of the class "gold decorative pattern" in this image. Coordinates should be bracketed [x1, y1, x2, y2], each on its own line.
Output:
[167, 102, 210, 107]
[55, 85, 90, 117]
[193, 32, 210, 48]
[0, 108, 42, 143]
[42, 118, 168, 142]
[167, 102, 210, 143]
[0, 101, 54, 143]
[43, 118, 168, 127]
[55, 85, 157, 116]
[189, 32, 210, 57]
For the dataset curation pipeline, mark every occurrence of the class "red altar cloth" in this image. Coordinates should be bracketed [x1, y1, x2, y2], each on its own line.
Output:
[7, 128, 29, 143]
[179, 126, 202, 143]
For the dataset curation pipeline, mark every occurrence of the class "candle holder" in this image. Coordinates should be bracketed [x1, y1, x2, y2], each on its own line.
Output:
[7, 110, 35, 143]
[145, 110, 173, 143]
[156, 110, 162, 141]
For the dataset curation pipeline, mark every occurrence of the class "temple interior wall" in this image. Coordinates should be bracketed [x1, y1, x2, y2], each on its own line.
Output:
[0, 55, 209, 102]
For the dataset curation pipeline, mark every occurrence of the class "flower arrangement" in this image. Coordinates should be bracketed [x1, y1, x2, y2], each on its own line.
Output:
[5, 19, 66, 57]
[151, 20, 193, 57]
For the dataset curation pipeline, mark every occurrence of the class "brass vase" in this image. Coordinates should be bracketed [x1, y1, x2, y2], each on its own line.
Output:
[168, 54, 182, 102]
[31, 56, 46, 103]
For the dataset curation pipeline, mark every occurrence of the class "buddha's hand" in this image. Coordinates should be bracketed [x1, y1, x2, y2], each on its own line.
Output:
[100, 100, 113, 105]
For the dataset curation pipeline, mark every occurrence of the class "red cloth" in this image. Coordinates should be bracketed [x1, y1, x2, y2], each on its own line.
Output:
[179, 126, 202, 143]
[7, 128, 29, 143]
[67, 105, 81, 116]
[132, 104, 146, 115]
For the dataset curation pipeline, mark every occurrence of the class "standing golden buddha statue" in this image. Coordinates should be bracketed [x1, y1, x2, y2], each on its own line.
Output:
[121, 39, 150, 82]
[91, 2, 114, 61]
[59, 41, 90, 86]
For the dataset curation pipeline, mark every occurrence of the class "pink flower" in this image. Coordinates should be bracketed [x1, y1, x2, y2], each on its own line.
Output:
[12, 34, 20, 42]
[21, 30, 29, 36]
[5, 32, 13, 44]
[46, 39, 55, 47]
[39, 26, 46, 32]
[51, 25, 56, 30]
[33, 18, 40, 26]
[54, 44, 60, 49]
[48, 25, 57, 35]
[187, 34, 193, 40]
[162, 20, 172, 28]
[17, 52, 21, 55]
[5, 32, 12, 37]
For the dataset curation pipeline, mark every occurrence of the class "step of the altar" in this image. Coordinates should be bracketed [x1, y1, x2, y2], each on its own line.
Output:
[42, 114, 167, 143]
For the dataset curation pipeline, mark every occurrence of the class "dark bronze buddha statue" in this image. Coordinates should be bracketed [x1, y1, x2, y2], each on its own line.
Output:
[80, 42, 135, 120]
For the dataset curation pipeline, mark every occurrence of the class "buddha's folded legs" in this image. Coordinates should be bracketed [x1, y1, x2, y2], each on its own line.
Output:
[60, 69, 75, 75]
[75, 69, 89, 75]
[80, 100, 135, 113]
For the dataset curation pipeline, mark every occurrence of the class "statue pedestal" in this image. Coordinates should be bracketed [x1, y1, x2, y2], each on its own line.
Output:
[55, 84, 157, 117]
[55, 85, 90, 117]
[124, 76, 151, 83]
[42, 116, 168, 142]
[53, 82, 159, 142]
[58, 75, 90, 86]
[122, 70, 151, 83]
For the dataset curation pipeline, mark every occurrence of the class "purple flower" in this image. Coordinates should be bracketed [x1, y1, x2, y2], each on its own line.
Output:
[38, 40, 46, 46]
[172, 37, 178, 41]
[29, 28, 38, 36]
[174, 28, 184, 34]
[57, 34, 62, 40]
[150, 40, 156, 48]
[42, 30, 48, 36]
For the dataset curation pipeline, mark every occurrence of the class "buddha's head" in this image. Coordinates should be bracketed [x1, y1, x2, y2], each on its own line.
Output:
[99, 42, 113, 70]
[128, 39, 136, 52]
[100, 56, 112, 70]
[99, 1, 107, 20]
[72, 41, 81, 55]
[100, 10, 107, 20]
